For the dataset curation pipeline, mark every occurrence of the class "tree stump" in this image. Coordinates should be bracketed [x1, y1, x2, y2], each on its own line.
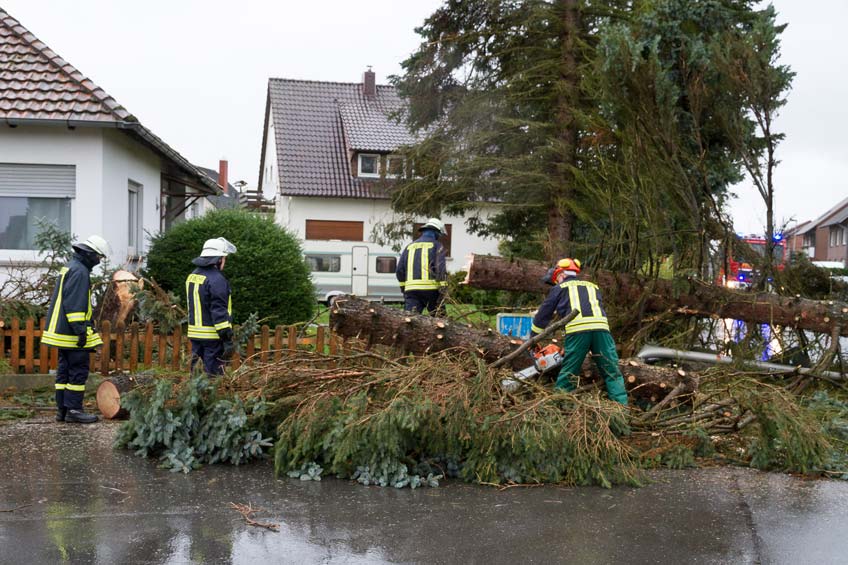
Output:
[96, 373, 154, 419]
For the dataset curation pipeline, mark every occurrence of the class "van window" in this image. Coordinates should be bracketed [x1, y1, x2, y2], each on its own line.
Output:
[306, 255, 341, 272]
[375, 256, 397, 273]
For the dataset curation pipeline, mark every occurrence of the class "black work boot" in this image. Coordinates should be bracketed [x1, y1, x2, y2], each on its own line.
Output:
[55, 408, 67, 422]
[66, 410, 98, 424]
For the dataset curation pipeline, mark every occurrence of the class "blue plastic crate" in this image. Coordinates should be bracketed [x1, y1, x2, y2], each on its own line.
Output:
[496, 313, 534, 340]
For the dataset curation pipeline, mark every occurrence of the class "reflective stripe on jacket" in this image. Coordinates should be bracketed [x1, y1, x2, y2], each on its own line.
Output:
[42, 257, 103, 349]
[396, 232, 447, 291]
[186, 266, 232, 340]
[531, 277, 610, 336]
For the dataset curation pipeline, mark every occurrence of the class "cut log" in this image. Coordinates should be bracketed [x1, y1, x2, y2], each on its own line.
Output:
[330, 297, 699, 401]
[464, 254, 848, 337]
[96, 373, 154, 419]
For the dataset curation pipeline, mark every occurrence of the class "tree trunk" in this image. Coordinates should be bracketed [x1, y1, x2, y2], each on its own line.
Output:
[96, 373, 154, 419]
[329, 296, 698, 402]
[463, 254, 848, 337]
[330, 296, 523, 368]
[547, 0, 580, 260]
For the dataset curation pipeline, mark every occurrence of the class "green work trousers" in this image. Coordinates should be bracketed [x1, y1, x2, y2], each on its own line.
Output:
[555, 330, 628, 405]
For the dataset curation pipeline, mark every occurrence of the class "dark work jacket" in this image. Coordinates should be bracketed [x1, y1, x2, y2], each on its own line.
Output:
[42, 254, 103, 349]
[396, 230, 448, 292]
[531, 276, 610, 336]
[186, 265, 232, 340]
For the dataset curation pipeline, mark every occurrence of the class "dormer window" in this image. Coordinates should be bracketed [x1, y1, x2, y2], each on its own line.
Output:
[358, 153, 380, 178]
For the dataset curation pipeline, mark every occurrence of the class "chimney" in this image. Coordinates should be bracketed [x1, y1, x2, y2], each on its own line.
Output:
[362, 66, 376, 99]
[218, 159, 228, 194]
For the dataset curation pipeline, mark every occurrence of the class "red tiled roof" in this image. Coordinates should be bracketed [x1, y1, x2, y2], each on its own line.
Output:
[0, 10, 131, 123]
[260, 78, 415, 199]
[0, 8, 219, 195]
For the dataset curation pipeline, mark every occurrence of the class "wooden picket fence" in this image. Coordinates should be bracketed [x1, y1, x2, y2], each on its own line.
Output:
[0, 317, 340, 375]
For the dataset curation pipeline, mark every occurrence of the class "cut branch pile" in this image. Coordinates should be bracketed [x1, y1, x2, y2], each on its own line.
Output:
[113, 298, 846, 487]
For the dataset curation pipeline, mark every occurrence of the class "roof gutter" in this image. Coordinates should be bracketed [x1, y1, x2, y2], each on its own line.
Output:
[3, 117, 220, 196]
[636, 345, 845, 382]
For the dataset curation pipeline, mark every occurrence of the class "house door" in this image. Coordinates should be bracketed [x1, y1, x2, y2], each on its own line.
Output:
[351, 246, 369, 296]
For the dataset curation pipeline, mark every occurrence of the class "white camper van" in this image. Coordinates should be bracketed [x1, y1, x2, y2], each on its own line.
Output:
[304, 240, 404, 304]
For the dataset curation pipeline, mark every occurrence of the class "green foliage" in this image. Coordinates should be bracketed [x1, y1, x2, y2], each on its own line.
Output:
[739, 386, 831, 474]
[274, 356, 641, 489]
[131, 283, 185, 334]
[144, 210, 315, 325]
[805, 391, 848, 479]
[777, 254, 848, 301]
[114, 376, 273, 473]
[390, 1, 786, 271]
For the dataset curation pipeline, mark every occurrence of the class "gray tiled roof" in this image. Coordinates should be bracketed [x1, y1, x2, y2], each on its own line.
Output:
[338, 99, 417, 152]
[262, 78, 414, 199]
[0, 8, 219, 195]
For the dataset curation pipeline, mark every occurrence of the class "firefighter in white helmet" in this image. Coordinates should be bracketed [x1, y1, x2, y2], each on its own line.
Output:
[186, 237, 237, 375]
[396, 218, 448, 315]
[42, 235, 111, 423]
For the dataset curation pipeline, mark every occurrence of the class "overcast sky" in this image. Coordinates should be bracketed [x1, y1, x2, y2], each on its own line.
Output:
[3, 0, 843, 235]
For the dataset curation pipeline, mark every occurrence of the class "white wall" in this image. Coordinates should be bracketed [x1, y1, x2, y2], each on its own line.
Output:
[0, 125, 103, 265]
[0, 125, 163, 271]
[277, 195, 500, 273]
[101, 129, 162, 265]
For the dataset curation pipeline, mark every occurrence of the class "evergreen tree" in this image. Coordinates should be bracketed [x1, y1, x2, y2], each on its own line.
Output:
[391, 0, 791, 275]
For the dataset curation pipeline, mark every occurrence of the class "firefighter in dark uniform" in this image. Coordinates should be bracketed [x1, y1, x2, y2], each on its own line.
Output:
[396, 218, 448, 315]
[531, 258, 628, 405]
[42, 235, 110, 423]
[186, 237, 237, 376]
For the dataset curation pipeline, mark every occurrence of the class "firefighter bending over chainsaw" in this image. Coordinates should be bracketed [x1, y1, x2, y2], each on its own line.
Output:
[530, 258, 628, 405]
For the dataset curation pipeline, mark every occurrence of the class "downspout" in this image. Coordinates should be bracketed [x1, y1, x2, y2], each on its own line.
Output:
[636, 345, 845, 382]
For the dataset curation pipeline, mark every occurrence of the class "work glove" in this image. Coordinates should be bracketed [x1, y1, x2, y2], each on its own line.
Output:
[76, 333, 87, 348]
[222, 339, 236, 361]
[218, 328, 235, 360]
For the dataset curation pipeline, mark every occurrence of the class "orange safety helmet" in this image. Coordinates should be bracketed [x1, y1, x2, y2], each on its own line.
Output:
[550, 257, 581, 283]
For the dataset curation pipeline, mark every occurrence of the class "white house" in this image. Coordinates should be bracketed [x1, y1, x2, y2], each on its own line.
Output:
[0, 9, 221, 273]
[256, 68, 501, 293]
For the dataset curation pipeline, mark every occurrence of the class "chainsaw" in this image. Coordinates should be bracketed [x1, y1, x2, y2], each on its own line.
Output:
[501, 343, 563, 392]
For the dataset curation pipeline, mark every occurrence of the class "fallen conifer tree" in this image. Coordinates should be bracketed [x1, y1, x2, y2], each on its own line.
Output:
[463, 254, 848, 337]
[329, 296, 699, 404]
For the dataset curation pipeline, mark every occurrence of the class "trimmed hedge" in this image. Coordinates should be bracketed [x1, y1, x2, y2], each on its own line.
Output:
[144, 210, 315, 325]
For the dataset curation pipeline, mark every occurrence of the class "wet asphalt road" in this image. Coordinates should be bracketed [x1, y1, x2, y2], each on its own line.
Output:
[0, 418, 846, 564]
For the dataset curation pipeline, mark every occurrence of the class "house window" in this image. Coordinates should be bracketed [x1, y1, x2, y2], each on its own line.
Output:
[830, 226, 845, 247]
[128, 181, 143, 256]
[375, 256, 397, 273]
[803, 233, 815, 248]
[0, 197, 72, 250]
[386, 156, 405, 179]
[358, 154, 380, 178]
[413, 222, 453, 257]
[306, 255, 341, 272]
[305, 220, 364, 241]
[0, 163, 75, 250]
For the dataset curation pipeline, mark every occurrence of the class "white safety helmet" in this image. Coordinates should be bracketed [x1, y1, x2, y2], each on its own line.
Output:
[199, 237, 237, 257]
[420, 218, 447, 236]
[73, 234, 111, 257]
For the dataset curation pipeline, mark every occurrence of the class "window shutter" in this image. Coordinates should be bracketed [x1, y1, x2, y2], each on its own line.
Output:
[305, 220, 364, 241]
[0, 164, 76, 197]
